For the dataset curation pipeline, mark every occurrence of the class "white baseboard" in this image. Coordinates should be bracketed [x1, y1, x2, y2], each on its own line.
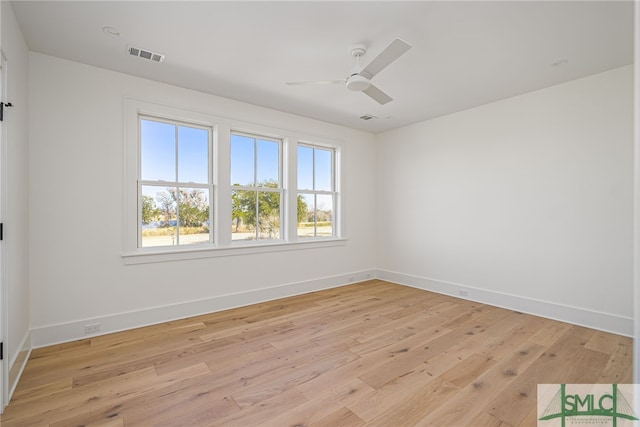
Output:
[30, 269, 376, 348]
[29, 267, 631, 349]
[7, 330, 31, 407]
[376, 269, 633, 337]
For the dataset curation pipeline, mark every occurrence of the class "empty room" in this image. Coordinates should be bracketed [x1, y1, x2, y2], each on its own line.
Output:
[0, 1, 638, 426]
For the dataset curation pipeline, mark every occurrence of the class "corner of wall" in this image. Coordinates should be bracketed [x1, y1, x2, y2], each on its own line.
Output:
[376, 269, 634, 337]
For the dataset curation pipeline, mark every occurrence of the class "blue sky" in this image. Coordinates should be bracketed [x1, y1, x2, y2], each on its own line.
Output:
[141, 119, 333, 207]
[141, 119, 208, 183]
[231, 134, 279, 186]
[297, 145, 332, 191]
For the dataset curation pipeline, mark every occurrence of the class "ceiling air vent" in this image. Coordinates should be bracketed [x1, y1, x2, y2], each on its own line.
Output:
[128, 45, 165, 63]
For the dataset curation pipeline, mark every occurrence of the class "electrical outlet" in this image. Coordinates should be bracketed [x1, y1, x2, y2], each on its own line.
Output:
[84, 323, 101, 334]
[348, 276, 355, 283]
[458, 290, 469, 298]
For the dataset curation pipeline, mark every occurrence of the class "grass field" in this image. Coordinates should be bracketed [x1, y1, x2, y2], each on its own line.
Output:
[141, 224, 333, 246]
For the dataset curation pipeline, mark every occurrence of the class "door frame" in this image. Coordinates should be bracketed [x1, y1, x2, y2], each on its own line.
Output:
[0, 51, 7, 412]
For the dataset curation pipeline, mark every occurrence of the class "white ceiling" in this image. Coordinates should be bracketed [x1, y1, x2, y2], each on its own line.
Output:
[11, 1, 633, 133]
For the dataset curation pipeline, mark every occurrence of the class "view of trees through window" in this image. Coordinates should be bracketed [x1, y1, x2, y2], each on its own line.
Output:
[231, 133, 283, 240]
[139, 118, 211, 247]
[138, 117, 337, 248]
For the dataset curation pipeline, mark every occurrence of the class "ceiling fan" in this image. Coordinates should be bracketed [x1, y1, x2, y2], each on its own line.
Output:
[286, 38, 412, 105]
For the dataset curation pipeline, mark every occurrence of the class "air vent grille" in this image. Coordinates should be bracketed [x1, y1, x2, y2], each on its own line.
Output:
[128, 45, 165, 63]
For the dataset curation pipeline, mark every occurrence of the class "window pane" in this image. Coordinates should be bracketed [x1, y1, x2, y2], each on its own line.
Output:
[232, 189, 257, 241]
[141, 185, 177, 247]
[257, 139, 280, 186]
[141, 120, 176, 181]
[297, 193, 315, 238]
[298, 146, 313, 190]
[257, 191, 280, 240]
[231, 134, 255, 186]
[315, 148, 333, 191]
[178, 126, 209, 184]
[316, 194, 333, 237]
[177, 187, 210, 245]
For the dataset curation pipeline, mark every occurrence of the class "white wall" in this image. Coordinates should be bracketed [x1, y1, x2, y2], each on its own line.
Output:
[376, 66, 634, 335]
[1, 1, 31, 406]
[28, 53, 377, 347]
[27, 55, 633, 345]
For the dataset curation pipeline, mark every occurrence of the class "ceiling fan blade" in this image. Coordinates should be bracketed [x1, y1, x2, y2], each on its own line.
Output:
[361, 38, 411, 78]
[286, 80, 344, 86]
[363, 84, 393, 105]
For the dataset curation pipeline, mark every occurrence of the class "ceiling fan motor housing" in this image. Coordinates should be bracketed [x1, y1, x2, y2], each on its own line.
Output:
[346, 73, 371, 91]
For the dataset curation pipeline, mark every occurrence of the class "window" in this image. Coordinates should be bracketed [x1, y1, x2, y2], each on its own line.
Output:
[297, 144, 336, 238]
[231, 132, 282, 241]
[139, 117, 212, 247]
[124, 99, 345, 263]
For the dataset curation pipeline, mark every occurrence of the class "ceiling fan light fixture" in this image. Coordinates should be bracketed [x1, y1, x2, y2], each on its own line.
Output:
[346, 74, 371, 91]
[286, 38, 411, 105]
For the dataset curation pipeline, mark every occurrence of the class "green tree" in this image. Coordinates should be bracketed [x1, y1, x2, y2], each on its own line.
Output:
[232, 190, 249, 232]
[231, 180, 308, 238]
[176, 189, 209, 227]
[232, 189, 279, 238]
[297, 194, 308, 224]
[316, 209, 332, 222]
[141, 195, 160, 225]
[157, 191, 176, 226]
[157, 188, 209, 228]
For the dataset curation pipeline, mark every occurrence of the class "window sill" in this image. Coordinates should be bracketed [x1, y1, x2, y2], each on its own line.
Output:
[122, 238, 347, 265]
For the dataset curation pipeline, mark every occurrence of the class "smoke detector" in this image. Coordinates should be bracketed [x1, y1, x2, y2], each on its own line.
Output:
[127, 45, 165, 63]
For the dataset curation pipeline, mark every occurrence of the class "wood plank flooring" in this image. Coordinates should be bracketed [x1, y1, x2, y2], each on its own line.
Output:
[0, 280, 633, 426]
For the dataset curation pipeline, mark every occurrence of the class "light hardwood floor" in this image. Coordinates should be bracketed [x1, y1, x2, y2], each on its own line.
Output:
[0, 280, 633, 426]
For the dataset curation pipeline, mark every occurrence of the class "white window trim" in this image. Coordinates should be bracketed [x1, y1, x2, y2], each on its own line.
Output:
[123, 98, 346, 264]
[121, 238, 347, 265]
